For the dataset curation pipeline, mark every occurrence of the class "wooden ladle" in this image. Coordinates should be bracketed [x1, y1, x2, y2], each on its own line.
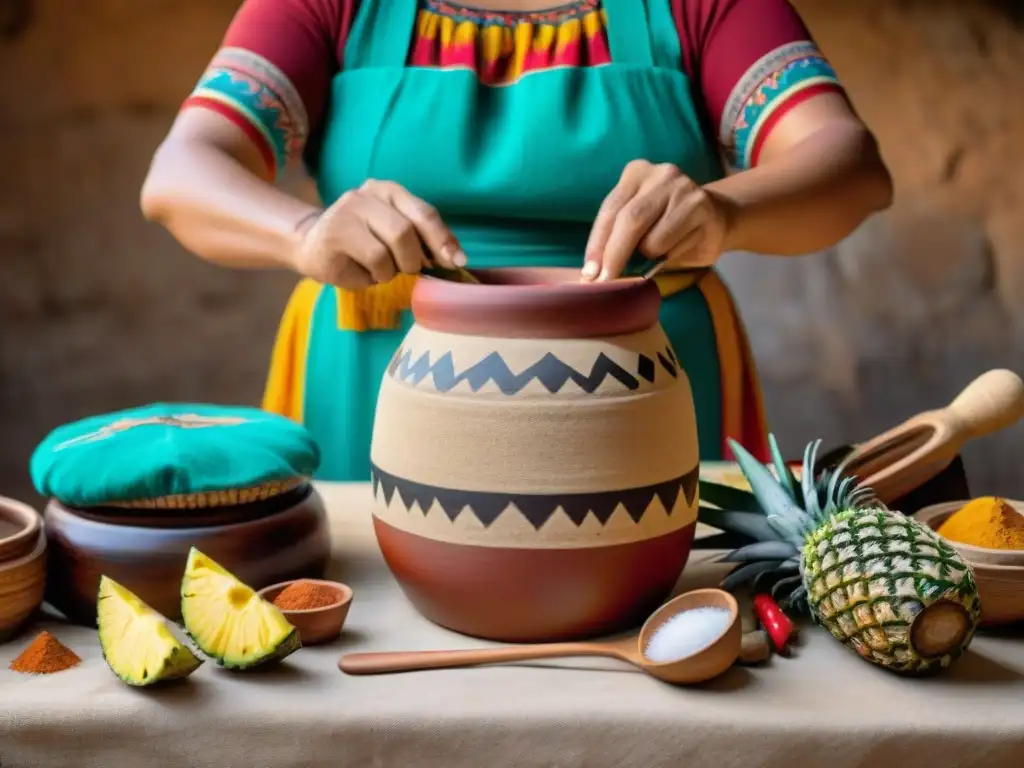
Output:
[842, 369, 1024, 504]
[339, 589, 741, 685]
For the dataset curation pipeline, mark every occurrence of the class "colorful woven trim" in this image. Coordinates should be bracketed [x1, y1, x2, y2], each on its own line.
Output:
[720, 41, 841, 170]
[425, 0, 600, 26]
[184, 47, 308, 175]
[104, 477, 305, 510]
[411, 0, 610, 86]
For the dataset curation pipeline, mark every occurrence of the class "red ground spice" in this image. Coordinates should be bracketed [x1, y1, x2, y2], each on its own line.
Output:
[9, 631, 82, 674]
[272, 580, 339, 611]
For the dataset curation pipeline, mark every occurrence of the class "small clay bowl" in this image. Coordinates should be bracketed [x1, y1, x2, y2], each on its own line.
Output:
[914, 500, 1024, 626]
[0, 496, 47, 643]
[258, 579, 353, 646]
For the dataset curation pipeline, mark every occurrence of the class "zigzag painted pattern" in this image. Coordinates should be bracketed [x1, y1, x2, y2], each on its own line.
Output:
[387, 345, 680, 395]
[371, 464, 699, 530]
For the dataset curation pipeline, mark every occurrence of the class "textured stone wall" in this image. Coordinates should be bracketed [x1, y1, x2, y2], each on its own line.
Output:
[1, 0, 1022, 503]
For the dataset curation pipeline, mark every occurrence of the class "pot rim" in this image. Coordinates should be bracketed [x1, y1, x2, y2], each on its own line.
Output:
[43, 488, 323, 537]
[0, 496, 43, 564]
[257, 579, 354, 614]
[413, 267, 663, 339]
[43, 483, 315, 529]
[0, 529, 47, 573]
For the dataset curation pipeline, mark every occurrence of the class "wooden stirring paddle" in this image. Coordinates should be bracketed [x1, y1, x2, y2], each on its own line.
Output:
[422, 262, 481, 284]
[842, 369, 1024, 504]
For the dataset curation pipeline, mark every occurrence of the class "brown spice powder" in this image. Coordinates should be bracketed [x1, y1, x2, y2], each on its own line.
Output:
[9, 631, 82, 674]
[272, 580, 339, 610]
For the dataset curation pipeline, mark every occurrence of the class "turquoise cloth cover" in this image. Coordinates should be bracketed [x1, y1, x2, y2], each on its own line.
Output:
[30, 403, 321, 507]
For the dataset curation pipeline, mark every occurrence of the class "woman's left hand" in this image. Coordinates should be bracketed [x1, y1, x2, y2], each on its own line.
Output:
[583, 159, 731, 281]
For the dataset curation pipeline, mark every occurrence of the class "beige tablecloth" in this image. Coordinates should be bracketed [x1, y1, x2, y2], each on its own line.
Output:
[3, 483, 1024, 768]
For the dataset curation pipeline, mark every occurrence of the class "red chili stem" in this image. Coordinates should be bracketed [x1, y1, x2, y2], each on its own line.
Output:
[753, 593, 795, 651]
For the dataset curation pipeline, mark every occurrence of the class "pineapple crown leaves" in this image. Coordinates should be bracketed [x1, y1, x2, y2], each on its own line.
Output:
[699, 434, 882, 550]
[698, 434, 884, 613]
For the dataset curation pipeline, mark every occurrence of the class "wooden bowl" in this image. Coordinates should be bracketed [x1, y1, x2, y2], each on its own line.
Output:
[0, 496, 47, 643]
[913, 500, 1024, 626]
[43, 484, 332, 625]
[258, 579, 353, 646]
[0, 494, 42, 562]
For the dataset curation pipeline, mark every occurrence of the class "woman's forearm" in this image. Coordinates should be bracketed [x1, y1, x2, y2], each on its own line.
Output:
[706, 122, 893, 256]
[141, 130, 321, 272]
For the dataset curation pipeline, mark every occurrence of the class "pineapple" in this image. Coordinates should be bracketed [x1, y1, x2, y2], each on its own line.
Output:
[700, 435, 980, 675]
[180, 548, 300, 670]
[97, 576, 202, 686]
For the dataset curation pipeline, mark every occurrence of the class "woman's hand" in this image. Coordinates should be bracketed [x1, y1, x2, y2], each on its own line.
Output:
[291, 179, 466, 289]
[583, 160, 731, 282]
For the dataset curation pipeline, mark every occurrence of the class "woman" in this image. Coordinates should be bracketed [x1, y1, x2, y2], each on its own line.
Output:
[142, 0, 892, 481]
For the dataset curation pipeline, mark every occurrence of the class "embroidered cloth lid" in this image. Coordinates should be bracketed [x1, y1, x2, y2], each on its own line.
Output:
[30, 403, 321, 508]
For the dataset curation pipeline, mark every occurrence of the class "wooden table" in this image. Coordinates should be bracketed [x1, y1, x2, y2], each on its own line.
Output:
[2, 482, 1023, 768]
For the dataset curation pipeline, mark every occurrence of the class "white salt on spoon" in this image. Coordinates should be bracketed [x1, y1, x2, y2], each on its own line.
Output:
[643, 606, 735, 663]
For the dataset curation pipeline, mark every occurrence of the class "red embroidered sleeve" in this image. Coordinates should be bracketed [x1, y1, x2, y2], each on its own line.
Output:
[674, 0, 845, 170]
[181, 0, 354, 177]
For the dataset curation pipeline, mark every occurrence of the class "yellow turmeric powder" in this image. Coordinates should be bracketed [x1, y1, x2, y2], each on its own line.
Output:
[937, 497, 1024, 550]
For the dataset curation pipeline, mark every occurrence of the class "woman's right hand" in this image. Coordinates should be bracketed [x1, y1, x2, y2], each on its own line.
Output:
[291, 179, 466, 289]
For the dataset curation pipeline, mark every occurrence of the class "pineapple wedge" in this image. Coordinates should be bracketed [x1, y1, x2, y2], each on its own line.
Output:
[97, 576, 202, 686]
[180, 548, 300, 669]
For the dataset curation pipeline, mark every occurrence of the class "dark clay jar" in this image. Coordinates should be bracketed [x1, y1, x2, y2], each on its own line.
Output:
[43, 484, 331, 625]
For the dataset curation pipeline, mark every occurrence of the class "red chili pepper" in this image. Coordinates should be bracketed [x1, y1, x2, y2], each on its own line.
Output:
[753, 594, 795, 652]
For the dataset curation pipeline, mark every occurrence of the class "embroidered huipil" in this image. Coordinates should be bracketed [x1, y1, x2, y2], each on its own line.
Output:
[181, 0, 845, 481]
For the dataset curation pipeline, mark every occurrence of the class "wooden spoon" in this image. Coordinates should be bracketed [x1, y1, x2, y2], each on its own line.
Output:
[423, 263, 481, 284]
[843, 369, 1024, 504]
[339, 589, 741, 685]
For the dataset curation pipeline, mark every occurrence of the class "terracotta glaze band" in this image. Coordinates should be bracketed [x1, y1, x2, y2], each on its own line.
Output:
[412, 268, 662, 338]
[373, 517, 696, 642]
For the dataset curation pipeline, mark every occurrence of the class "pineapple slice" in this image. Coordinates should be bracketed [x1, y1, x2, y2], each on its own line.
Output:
[180, 548, 300, 670]
[97, 576, 202, 686]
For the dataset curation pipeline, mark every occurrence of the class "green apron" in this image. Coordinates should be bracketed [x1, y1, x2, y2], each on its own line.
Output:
[278, 0, 726, 481]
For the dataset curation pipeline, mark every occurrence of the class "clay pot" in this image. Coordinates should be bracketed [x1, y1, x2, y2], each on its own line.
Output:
[370, 268, 700, 642]
[44, 485, 331, 625]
